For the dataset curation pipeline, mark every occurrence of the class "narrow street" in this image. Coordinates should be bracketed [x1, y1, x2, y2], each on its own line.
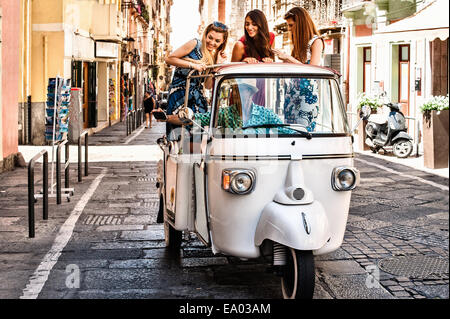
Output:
[0, 120, 448, 300]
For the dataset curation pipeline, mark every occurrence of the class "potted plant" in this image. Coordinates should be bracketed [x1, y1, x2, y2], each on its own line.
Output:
[421, 95, 449, 169]
[356, 93, 383, 151]
[357, 93, 383, 112]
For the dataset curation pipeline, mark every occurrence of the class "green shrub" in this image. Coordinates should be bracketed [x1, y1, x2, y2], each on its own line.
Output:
[356, 93, 382, 111]
[420, 95, 449, 113]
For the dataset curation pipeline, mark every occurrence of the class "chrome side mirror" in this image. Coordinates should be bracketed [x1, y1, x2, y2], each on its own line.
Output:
[359, 105, 372, 121]
[351, 105, 372, 135]
[178, 107, 194, 124]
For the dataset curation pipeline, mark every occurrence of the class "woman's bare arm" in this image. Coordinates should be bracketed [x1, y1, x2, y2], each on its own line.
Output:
[165, 39, 206, 72]
[231, 41, 245, 62]
[309, 39, 324, 66]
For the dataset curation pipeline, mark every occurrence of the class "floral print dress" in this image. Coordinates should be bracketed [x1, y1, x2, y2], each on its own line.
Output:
[284, 35, 322, 132]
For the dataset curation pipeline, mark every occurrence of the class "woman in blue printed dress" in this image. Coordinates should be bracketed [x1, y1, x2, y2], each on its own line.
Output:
[272, 7, 324, 132]
[164, 22, 229, 117]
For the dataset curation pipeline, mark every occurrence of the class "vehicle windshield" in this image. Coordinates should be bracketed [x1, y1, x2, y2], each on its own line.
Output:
[210, 77, 349, 136]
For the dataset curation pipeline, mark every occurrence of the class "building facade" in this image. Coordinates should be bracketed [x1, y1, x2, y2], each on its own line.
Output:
[201, 1, 345, 77]
[17, 0, 171, 145]
[342, 0, 449, 153]
[0, 0, 20, 172]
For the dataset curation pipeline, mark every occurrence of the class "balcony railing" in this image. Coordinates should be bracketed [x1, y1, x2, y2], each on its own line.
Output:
[342, 0, 372, 12]
[121, 0, 150, 24]
[272, 1, 344, 29]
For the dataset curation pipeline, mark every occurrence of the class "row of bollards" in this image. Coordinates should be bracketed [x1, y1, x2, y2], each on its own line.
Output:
[27, 133, 89, 238]
[126, 108, 145, 136]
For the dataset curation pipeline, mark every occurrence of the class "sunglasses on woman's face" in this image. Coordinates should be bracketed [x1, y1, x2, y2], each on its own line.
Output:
[284, 11, 294, 19]
[213, 21, 229, 31]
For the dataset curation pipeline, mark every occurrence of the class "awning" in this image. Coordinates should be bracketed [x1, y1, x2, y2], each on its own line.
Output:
[375, 0, 449, 41]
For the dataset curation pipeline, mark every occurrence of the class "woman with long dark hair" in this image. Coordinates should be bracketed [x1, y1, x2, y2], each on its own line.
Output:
[231, 9, 274, 105]
[231, 9, 275, 64]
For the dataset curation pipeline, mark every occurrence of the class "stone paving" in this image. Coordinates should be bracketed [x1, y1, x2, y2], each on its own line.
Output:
[0, 120, 448, 299]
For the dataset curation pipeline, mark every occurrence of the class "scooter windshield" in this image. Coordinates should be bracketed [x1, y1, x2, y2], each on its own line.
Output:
[208, 77, 350, 137]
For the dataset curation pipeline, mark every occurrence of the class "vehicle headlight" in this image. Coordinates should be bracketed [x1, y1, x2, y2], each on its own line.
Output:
[331, 167, 359, 191]
[222, 169, 256, 195]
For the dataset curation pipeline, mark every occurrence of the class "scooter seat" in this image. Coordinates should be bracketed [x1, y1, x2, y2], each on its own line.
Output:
[368, 114, 387, 125]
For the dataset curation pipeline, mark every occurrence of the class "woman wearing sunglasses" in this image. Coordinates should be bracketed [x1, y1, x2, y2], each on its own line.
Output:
[272, 7, 324, 132]
[163, 21, 229, 118]
[272, 7, 324, 66]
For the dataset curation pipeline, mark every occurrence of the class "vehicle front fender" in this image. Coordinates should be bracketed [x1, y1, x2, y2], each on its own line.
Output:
[254, 201, 331, 251]
[392, 131, 412, 142]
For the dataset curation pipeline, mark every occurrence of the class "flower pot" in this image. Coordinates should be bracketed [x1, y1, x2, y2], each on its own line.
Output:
[422, 109, 449, 169]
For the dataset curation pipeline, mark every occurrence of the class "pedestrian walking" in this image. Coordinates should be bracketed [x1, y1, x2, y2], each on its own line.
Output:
[144, 91, 156, 128]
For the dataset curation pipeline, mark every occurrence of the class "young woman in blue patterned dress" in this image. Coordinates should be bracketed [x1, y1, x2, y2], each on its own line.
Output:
[272, 7, 324, 132]
[164, 22, 229, 117]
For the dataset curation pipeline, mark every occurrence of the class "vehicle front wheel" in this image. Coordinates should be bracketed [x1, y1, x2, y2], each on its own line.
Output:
[393, 139, 413, 158]
[281, 248, 315, 299]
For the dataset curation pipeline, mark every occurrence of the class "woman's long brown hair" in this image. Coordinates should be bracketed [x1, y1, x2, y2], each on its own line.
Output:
[284, 7, 321, 63]
[244, 9, 274, 60]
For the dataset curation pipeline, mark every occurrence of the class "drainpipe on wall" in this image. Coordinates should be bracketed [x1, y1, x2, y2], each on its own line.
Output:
[25, 0, 31, 144]
[21, 0, 25, 144]
[27, 95, 32, 144]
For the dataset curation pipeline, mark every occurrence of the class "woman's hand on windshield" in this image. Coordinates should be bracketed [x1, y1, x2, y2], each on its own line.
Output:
[262, 57, 273, 63]
[192, 62, 207, 73]
[243, 57, 259, 64]
[272, 49, 302, 64]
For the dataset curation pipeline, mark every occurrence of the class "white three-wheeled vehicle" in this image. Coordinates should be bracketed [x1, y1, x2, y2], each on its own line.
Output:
[157, 63, 367, 299]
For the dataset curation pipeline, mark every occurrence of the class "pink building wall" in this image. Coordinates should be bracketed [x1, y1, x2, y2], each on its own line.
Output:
[0, 0, 20, 159]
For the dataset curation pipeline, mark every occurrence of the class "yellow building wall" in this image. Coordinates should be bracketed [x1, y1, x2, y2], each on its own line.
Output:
[27, 0, 123, 119]
[33, 0, 63, 24]
[31, 32, 65, 102]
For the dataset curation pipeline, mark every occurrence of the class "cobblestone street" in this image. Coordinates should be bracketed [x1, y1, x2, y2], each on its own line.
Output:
[0, 121, 448, 300]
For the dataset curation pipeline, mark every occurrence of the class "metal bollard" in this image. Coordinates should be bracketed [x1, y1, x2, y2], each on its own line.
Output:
[126, 111, 131, 136]
[28, 150, 48, 238]
[78, 131, 89, 182]
[56, 140, 66, 204]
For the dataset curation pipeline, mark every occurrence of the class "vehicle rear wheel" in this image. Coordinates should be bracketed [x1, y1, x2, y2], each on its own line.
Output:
[281, 248, 315, 299]
[157, 193, 164, 223]
[164, 220, 182, 250]
[393, 139, 413, 158]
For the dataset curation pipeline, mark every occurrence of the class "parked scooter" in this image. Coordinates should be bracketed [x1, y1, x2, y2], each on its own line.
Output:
[364, 101, 413, 158]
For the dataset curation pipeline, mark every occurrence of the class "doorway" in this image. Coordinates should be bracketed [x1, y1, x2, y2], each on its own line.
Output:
[398, 44, 410, 117]
[83, 62, 89, 128]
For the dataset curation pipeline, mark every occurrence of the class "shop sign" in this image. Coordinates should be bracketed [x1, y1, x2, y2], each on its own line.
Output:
[123, 62, 131, 74]
[96, 42, 119, 58]
[70, 34, 95, 60]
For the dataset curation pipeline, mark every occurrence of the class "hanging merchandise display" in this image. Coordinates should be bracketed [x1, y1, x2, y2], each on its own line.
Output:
[109, 78, 116, 121]
[45, 77, 71, 142]
[44, 76, 74, 203]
